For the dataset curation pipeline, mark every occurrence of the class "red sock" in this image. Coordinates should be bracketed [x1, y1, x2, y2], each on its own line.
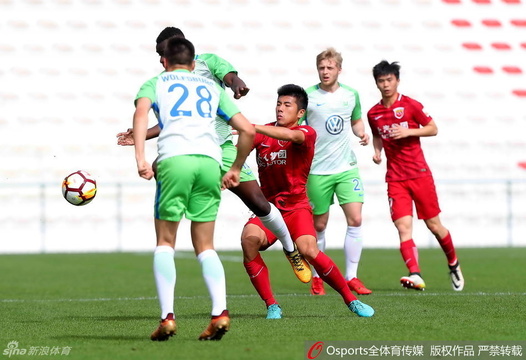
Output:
[400, 239, 420, 273]
[243, 254, 276, 307]
[438, 232, 457, 265]
[309, 251, 356, 304]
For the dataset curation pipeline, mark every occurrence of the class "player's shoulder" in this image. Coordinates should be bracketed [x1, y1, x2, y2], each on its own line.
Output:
[339, 83, 360, 95]
[367, 100, 383, 114]
[400, 94, 424, 108]
[305, 84, 320, 94]
[295, 124, 316, 136]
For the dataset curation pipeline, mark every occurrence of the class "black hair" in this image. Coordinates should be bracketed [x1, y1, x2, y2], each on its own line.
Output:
[163, 37, 195, 66]
[156, 27, 185, 44]
[372, 60, 401, 81]
[277, 84, 308, 111]
[155, 27, 185, 56]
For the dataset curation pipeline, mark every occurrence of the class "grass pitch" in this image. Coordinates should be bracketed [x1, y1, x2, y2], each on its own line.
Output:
[1, 248, 525, 360]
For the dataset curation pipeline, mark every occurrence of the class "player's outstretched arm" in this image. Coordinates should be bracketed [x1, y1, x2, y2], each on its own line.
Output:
[221, 113, 255, 189]
[254, 125, 306, 144]
[133, 97, 155, 180]
[223, 72, 250, 99]
[117, 124, 161, 146]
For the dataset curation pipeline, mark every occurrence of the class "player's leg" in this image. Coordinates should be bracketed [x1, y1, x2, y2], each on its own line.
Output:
[295, 234, 374, 318]
[185, 156, 230, 340]
[150, 218, 179, 341]
[336, 169, 371, 295]
[307, 174, 335, 295]
[241, 219, 282, 319]
[150, 156, 195, 341]
[389, 181, 425, 290]
[222, 142, 296, 254]
[230, 180, 310, 282]
[414, 176, 464, 291]
[289, 209, 374, 317]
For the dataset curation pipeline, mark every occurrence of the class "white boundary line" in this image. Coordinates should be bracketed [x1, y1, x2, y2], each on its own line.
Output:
[1, 291, 524, 303]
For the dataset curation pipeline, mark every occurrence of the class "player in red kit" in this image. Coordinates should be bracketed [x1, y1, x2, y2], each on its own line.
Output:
[241, 84, 375, 319]
[367, 60, 464, 292]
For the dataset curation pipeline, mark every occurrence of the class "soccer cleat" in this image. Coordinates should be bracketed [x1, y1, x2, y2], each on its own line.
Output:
[198, 310, 230, 341]
[347, 277, 372, 295]
[449, 261, 464, 291]
[283, 244, 312, 283]
[150, 318, 177, 341]
[310, 276, 326, 296]
[348, 300, 375, 317]
[266, 304, 282, 319]
[400, 273, 426, 291]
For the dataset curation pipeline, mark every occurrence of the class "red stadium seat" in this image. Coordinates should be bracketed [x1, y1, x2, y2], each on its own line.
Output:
[510, 19, 526, 26]
[473, 66, 494, 74]
[451, 19, 472, 27]
[491, 42, 512, 50]
[512, 89, 526, 97]
[502, 66, 523, 74]
[462, 42, 483, 50]
[481, 19, 502, 27]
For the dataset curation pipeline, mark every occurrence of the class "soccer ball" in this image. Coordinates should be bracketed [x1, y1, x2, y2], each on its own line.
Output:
[61, 170, 97, 206]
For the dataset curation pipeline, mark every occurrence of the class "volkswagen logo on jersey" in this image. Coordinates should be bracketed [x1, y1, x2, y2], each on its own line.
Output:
[325, 115, 344, 135]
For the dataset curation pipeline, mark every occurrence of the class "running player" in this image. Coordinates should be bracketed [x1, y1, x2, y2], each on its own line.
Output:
[302, 48, 372, 296]
[366, 60, 464, 292]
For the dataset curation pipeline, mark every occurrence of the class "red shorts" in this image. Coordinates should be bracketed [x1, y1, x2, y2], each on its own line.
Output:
[245, 207, 316, 246]
[387, 176, 441, 221]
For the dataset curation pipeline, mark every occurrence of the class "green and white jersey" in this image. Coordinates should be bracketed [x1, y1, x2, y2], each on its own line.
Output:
[303, 83, 362, 175]
[135, 69, 240, 163]
[193, 53, 237, 145]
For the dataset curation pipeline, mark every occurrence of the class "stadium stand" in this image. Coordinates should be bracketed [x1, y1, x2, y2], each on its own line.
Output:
[0, 0, 524, 252]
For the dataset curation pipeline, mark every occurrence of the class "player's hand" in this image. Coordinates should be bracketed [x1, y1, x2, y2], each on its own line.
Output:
[359, 133, 370, 146]
[221, 169, 240, 189]
[117, 128, 135, 146]
[389, 124, 409, 139]
[232, 86, 250, 99]
[373, 153, 382, 165]
[137, 160, 154, 180]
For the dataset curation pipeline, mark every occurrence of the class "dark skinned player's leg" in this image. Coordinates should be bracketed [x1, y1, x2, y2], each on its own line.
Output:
[230, 180, 312, 283]
[228, 180, 270, 217]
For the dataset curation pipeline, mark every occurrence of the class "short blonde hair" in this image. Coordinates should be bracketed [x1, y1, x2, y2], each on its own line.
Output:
[316, 47, 343, 68]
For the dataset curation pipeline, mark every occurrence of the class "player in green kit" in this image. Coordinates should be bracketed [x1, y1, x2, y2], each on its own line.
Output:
[302, 48, 372, 296]
[133, 37, 255, 341]
[118, 27, 311, 283]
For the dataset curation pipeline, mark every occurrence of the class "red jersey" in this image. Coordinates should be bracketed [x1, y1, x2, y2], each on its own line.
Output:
[252, 123, 317, 211]
[367, 94, 433, 182]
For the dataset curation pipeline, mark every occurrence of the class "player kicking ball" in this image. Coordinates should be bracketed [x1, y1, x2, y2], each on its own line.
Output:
[241, 84, 374, 319]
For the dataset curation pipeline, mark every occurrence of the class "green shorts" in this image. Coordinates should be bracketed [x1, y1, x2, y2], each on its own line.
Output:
[221, 141, 256, 182]
[307, 168, 364, 215]
[155, 155, 221, 222]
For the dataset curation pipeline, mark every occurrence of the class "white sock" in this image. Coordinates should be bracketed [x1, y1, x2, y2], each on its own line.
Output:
[344, 226, 363, 280]
[153, 245, 176, 319]
[197, 249, 226, 316]
[312, 230, 326, 278]
[259, 203, 294, 252]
